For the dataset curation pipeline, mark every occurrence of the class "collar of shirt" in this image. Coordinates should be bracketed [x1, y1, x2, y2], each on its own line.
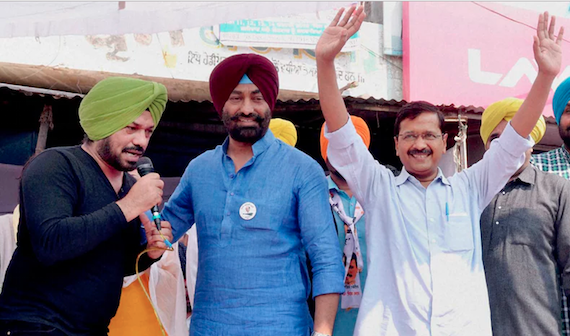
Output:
[327, 175, 340, 191]
[221, 128, 277, 158]
[394, 167, 451, 188]
[508, 164, 536, 186]
[560, 145, 570, 163]
[328, 175, 356, 201]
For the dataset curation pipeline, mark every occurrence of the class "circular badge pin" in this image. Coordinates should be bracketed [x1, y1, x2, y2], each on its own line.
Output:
[239, 202, 257, 220]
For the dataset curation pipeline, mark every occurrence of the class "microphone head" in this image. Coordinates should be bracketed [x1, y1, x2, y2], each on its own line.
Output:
[136, 156, 155, 177]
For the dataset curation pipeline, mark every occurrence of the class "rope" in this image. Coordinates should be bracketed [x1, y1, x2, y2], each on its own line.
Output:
[134, 232, 175, 336]
[453, 116, 468, 172]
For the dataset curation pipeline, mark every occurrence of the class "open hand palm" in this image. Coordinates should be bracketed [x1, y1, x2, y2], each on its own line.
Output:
[315, 5, 366, 62]
[536, 39, 562, 76]
[316, 27, 349, 60]
[534, 12, 564, 77]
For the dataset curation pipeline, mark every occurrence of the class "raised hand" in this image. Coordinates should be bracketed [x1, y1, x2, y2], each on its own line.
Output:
[509, 11, 564, 142]
[315, 5, 366, 63]
[534, 11, 564, 78]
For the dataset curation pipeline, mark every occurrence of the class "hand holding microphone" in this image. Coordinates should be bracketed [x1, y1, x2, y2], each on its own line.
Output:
[117, 157, 173, 250]
[135, 157, 174, 251]
[116, 157, 164, 223]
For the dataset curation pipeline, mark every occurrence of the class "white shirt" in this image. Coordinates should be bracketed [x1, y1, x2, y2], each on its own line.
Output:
[325, 118, 532, 336]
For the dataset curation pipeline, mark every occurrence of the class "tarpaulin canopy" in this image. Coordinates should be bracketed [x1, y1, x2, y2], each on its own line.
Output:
[0, 2, 353, 38]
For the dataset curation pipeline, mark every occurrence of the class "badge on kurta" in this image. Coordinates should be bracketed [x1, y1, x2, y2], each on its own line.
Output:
[239, 202, 257, 220]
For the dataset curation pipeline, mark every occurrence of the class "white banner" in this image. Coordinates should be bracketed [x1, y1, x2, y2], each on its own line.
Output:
[0, 2, 354, 38]
[0, 22, 392, 99]
[216, 17, 359, 51]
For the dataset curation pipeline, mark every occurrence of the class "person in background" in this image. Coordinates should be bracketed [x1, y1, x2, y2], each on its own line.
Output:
[320, 115, 370, 336]
[532, 75, 570, 335]
[269, 118, 298, 147]
[0, 205, 18, 293]
[480, 97, 570, 336]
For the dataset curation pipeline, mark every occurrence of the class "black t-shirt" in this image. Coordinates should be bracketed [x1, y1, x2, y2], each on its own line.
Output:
[0, 146, 154, 336]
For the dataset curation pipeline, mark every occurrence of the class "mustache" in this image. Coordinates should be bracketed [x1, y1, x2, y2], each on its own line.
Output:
[408, 148, 432, 156]
[123, 146, 144, 155]
[230, 112, 264, 123]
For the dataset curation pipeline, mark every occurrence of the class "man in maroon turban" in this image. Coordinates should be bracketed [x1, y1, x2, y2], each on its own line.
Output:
[161, 53, 345, 336]
[209, 53, 279, 144]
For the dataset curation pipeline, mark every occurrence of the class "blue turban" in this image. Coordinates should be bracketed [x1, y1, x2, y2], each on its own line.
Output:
[554, 77, 570, 125]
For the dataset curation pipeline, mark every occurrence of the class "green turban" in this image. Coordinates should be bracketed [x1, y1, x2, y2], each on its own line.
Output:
[79, 77, 168, 141]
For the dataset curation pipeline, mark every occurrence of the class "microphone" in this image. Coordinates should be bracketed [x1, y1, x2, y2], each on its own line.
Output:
[136, 156, 162, 231]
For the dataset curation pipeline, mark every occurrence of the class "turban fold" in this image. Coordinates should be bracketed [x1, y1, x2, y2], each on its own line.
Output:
[269, 118, 297, 147]
[480, 97, 546, 145]
[209, 54, 279, 116]
[321, 115, 370, 161]
[79, 77, 168, 141]
[554, 77, 570, 125]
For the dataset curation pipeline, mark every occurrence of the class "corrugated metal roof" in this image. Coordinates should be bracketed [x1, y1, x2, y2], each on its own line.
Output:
[0, 83, 484, 111]
[3, 82, 557, 123]
[0, 83, 84, 99]
[278, 97, 486, 114]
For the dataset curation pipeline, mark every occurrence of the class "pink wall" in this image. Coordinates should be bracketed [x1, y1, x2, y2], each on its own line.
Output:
[403, 2, 570, 118]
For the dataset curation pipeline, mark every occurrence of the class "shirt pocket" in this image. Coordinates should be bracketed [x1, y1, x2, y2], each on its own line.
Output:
[443, 213, 474, 252]
[508, 208, 551, 247]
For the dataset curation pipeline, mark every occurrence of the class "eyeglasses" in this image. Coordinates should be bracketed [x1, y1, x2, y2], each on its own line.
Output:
[398, 132, 443, 143]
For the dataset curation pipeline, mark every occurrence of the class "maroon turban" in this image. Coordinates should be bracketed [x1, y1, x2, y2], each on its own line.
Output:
[209, 54, 279, 116]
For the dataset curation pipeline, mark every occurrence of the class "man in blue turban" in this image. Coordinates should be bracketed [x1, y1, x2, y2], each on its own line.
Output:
[553, 77, 570, 126]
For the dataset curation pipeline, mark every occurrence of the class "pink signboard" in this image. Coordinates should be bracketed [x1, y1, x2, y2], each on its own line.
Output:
[403, 2, 570, 118]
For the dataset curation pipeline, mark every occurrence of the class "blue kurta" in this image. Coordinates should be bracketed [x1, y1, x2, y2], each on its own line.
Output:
[162, 130, 345, 335]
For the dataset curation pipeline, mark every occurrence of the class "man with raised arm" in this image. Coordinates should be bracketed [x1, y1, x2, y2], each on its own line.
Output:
[316, 5, 564, 335]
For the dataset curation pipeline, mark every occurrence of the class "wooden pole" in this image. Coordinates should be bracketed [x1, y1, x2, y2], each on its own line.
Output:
[35, 104, 53, 154]
[453, 113, 468, 172]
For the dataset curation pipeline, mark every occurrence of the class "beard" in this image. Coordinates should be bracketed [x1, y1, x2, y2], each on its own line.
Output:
[221, 108, 271, 144]
[98, 137, 144, 172]
[560, 123, 570, 150]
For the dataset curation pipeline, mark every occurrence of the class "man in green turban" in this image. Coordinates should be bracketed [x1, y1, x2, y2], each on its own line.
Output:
[79, 77, 168, 141]
[0, 76, 173, 336]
